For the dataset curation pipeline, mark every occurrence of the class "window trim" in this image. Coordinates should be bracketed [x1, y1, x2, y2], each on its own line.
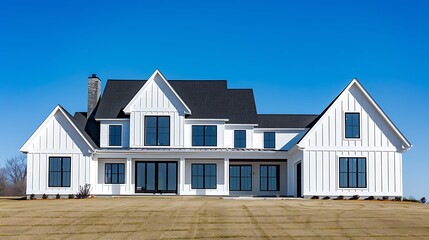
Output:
[105, 163, 126, 184]
[144, 116, 171, 146]
[191, 163, 217, 189]
[260, 164, 280, 191]
[48, 157, 71, 188]
[191, 125, 218, 147]
[264, 132, 276, 149]
[234, 130, 246, 148]
[344, 112, 361, 140]
[338, 157, 367, 189]
[108, 124, 123, 147]
[229, 165, 252, 191]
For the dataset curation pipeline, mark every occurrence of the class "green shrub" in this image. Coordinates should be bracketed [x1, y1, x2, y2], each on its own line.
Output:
[56, 194, 60, 199]
[42, 194, 48, 199]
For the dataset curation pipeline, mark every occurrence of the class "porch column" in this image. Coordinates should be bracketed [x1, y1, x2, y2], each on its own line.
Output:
[127, 157, 132, 193]
[224, 157, 229, 194]
[179, 157, 185, 195]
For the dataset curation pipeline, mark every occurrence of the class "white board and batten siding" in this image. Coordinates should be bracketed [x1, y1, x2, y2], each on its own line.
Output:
[253, 129, 304, 150]
[25, 110, 92, 195]
[126, 73, 187, 147]
[299, 82, 406, 197]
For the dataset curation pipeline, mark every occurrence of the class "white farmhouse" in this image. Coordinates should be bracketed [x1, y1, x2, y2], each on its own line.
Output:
[20, 70, 411, 198]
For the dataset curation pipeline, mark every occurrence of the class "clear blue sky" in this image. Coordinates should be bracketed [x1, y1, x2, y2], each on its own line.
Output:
[0, 0, 427, 198]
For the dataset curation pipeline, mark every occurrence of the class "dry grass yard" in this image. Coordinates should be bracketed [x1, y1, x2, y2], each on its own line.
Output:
[0, 197, 428, 239]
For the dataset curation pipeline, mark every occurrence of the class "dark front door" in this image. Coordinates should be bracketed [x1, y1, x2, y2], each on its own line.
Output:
[296, 162, 302, 197]
[135, 161, 177, 193]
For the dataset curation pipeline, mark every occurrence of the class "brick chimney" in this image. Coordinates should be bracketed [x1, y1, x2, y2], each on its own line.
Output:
[88, 74, 101, 117]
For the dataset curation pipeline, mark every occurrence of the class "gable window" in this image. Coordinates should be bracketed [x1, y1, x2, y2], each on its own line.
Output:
[264, 132, 275, 149]
[345, 113, 360, 138]
[145, 116, 170, 146]
[105, 163, 125, 184]
[260, 165, 279, 191]
[109, 125, 122, 146]
[191, 164, 217, 189]
[339, 157, 366, 188]
[234, 130, 246, 148]
[230, 165, 252, 191]
[192, 126, 217, 146]
[49, 157, 71, 187]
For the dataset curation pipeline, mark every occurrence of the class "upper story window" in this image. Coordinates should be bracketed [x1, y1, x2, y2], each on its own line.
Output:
[264, 132, 275, 149]
[105, 163, 125, 184]
[145, 116, 170, 146]
[339, 157, 366, 188]
[234, 130, 246, 148]
[192, 125, 217, 146]
[109, 125, 122, 146]
[49, 157, 71, 187]
[345, 113, 360, 138]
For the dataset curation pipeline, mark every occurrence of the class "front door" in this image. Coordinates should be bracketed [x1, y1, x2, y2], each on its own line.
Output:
[296, 162, 302, 197]
[135, 161, 177, 193]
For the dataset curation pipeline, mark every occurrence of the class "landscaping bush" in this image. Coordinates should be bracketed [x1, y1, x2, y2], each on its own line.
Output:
[334, 195, 344, 200]
[350, 195, 359, 200]
[382, 196, 389, 201]
[42, 194, 48, 199]
[364, 196, 375, 200]
[56, 193, 60, 199]
[68, 194, 75, 199]
[322, 196, 330, 200]
[393, 197, 402, 201]
[311, 196, 319, 199]
[77, 183, 92, 199]
[403, 197, 419, 203]
[30, 194, 35, 200]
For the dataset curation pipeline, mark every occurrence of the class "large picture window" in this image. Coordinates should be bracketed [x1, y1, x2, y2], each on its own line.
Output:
[145, 116, 170, 146]
[345, 113, 360, 138]
[105, 163, 125, 184]
[260, 165, 279, 191]
[191, 164, 217, 189]
[49, 157, 71, 187]
[234, 130, 246, 148]
[230, 165, 252, 191]
[339, 157, 366, 188]
[264, 132, 275, 149]
[192, 126, 217, 146]
[109, 125, 122, 146]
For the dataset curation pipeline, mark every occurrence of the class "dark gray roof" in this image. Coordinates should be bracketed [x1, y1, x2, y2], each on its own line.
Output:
[95, 80, 258, 124]
[257, 114, 319, 128]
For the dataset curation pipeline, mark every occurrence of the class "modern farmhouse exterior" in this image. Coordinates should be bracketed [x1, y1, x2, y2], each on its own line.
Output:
[20, 70, 411, 198]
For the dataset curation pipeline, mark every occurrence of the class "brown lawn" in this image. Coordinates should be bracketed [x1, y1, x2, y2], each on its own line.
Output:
[0, 197, 428, 239]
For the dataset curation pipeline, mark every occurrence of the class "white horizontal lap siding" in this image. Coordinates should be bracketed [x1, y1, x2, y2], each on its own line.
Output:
[100, 120, 130, 148]
[301, 84, 405, 197]
[25, 111, 93, 195]
[184, 120, 225, 148]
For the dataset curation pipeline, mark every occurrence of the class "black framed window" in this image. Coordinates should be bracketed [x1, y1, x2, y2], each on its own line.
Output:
[234, 130, 246, 148]
[145, 116, 170, 146]
[230, 165, 252, 191]
[105, 163, 125, 184]
[49, 157, 71, 187]
[260, 165, 279, 191]
[192, 126, 217, 146]
[191, 164, 217, 189]
[264, 132, 275, 149]
[339, 157, 366, 188]
[345, 113, 360, 138]
[109, 125, 122, 146]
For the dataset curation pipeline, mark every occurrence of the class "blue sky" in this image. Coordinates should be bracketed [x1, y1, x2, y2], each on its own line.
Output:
[0, 0, 427, 197]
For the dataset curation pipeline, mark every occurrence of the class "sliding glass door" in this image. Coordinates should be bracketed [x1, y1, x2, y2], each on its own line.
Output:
[135, 162, 177, 193]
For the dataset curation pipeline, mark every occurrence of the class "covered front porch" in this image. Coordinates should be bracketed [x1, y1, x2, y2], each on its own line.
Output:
[91, 148, 296, 196]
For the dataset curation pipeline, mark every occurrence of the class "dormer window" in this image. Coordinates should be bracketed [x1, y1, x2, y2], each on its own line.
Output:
[234, 130, 246, 148]
[109, 125, 122, 146]
[345, 113, 360, 138]
[145, 116, 170, 146]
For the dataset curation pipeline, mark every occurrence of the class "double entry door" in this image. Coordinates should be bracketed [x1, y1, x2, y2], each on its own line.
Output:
[135, 161, 177, 193]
